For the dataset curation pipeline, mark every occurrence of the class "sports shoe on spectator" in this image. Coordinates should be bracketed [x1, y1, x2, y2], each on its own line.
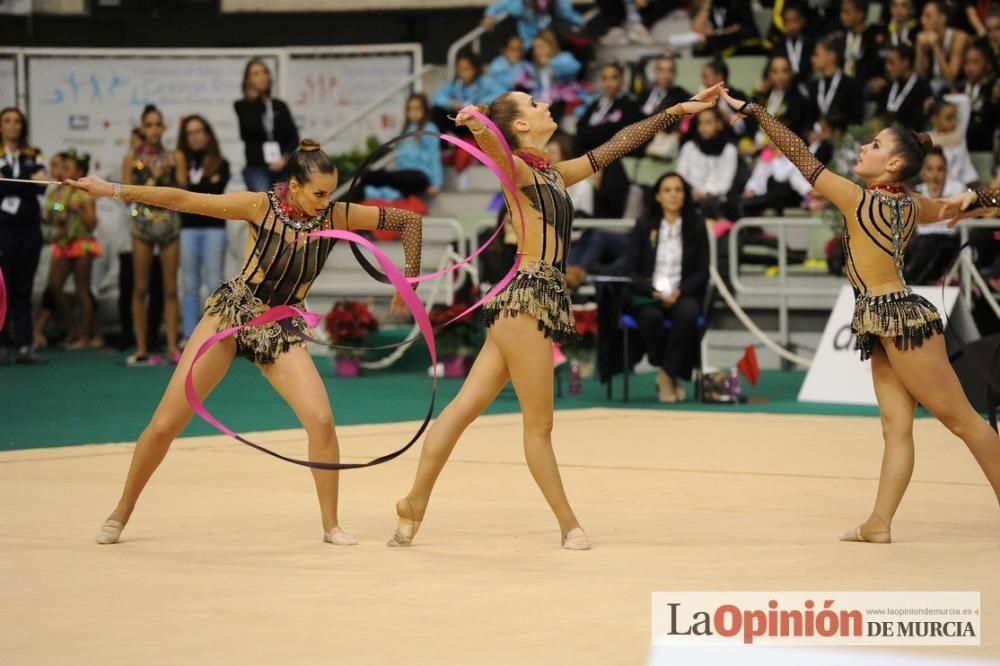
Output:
[600, 26, 629, 46]
[168, 351, 182, 364]
[126, 352, 159, 367]
[626, 21, 654, 45]
[16, 346, 47, 365]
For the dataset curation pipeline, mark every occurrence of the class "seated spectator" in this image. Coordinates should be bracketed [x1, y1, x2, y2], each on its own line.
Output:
[488, 35, 527, 90]
[597, 0, 674, 47]
[962, 40, 1000, 151]
[482, 0, 584, 48]
[692, 0, 763, 56]
[905, 147, 966, 285]
[747, 54, 809, 154]
[636, 54, 691, 159]
[873, 44, 934, 130]
[677, 108, 739, 220]
[701, 58, 752, 137]
[431, 52, 503, 134]
[514, 30, 590, 122]
[927, 98, 978, 185]
[770, 2, 814, 92]
[354, 93, 442, 204]
[763, 0, 840, 39]
[575, 63, 640, 218]
[839, 0, 885, 88]
[807, 33, 865, 128]
[883, 0, 919, 48]
[988, 8, 1000, 61]
[915, 0, 971, 93]
[740, 145, 814, 217]
[624, 173, 709, 403]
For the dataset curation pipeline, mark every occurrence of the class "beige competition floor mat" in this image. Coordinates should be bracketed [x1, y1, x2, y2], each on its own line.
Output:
[1, 409, 998, 665]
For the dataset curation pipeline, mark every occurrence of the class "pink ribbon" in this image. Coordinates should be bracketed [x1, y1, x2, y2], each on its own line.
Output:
[183, 112, 531, 469]
[183, 230, 437, 470]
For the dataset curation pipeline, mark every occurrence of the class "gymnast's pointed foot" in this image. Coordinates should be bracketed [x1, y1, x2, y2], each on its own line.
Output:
[95, 519, 125, 545]
[562, 526, 591, 550]
[323, 526, 359, 546]
[839, 515, 891, 544]
[387, 497, 425, 547]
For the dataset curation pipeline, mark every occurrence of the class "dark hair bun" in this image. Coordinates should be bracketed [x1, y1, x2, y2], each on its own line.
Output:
[475, 103, 491, 119]
[915, 132, 933, 154]
[298, 138, 322, 153]
[142, 104, 159, 115]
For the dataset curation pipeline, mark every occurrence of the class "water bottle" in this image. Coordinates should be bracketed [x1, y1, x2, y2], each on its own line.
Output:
[569, 361, 581, 396]
[729, 367, 741, 402]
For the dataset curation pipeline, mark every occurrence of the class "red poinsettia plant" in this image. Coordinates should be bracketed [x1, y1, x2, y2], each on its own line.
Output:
[324, 300, 379, 351]
[429, 303, 481, 357]
[573, 305, 598, 339]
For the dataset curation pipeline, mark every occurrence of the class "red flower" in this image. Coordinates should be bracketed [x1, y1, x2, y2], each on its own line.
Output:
[573, 306, 598, 338]
[324, 300, 379, 347]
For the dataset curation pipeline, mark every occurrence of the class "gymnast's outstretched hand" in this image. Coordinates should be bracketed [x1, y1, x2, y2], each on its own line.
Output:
[64, 175, 114, 198]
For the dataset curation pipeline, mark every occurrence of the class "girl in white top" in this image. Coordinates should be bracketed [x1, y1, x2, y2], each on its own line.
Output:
[677, 108, 738, 219]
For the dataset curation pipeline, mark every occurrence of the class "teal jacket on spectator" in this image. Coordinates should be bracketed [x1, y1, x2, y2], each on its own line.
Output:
[484, 0, 583, 46]
[432, 76, 504, 109]
[489, 51, 580, 90]
[397, 121, 443, 189]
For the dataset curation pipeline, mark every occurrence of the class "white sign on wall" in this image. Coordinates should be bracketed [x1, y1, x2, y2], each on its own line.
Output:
[286, 54, 413, 155]
[798, 286, 975, 405]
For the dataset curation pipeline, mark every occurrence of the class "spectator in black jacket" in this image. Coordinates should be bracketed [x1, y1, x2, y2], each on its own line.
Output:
[807, 33, 866, 129]
[874, 44, 934, 131]
[0, 107, 47, 365]
[625, 173, 709, 403]
[234, 59, 299, 193]
[575, 63, 640, 218]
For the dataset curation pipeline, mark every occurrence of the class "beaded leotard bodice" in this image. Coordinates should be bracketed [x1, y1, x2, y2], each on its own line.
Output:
[842, 189, 918, 297]
[515, 164, 575, 271]
[237, 190, 336, 305]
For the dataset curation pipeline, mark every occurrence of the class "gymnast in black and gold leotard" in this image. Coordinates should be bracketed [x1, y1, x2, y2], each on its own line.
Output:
[719, 87, 1000, 545]
[67, 139, 423, 548]
[387, 84, 724, 551]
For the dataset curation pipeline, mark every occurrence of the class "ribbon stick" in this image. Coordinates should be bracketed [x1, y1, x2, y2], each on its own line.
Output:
[184, 230, 437, 470]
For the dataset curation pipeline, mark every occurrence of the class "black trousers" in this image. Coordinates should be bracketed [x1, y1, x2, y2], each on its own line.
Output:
[903, 234, 960, 285]
[632, 296, 701, 380]
[350, 169, 430, 202]
[740, 180, 802, 217]
[117, 252, 164, 350]
[0, 223, 43, 349]
[595, 0, 677, 27]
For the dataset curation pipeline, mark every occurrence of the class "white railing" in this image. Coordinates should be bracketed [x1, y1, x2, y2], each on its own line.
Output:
[318, 64, 434, 149]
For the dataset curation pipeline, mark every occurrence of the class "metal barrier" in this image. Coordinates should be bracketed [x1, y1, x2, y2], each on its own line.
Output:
[728, 216, 1000, 349]
[318, 64, 434, 149]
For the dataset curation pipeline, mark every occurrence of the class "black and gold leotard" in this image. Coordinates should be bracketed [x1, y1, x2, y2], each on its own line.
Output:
[471, 107, 683, 342]
[202, 191, 421, 364]
[743, 101, 1000, 360]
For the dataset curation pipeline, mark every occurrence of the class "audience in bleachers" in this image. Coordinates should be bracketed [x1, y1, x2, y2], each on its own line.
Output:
[432, 52, 504, 135]
[747, 54, 809, 154]
[961, 40, 999, 151]
[575, 63, 640, 218]
[807, 33, 866, 129]
[354, 93, 442, 204]
[481, 0, 584, 49]
[926, 98, 978, 185]
[635, 53, 690, 159]
[884, 0, 919, 48]
[596, 0, 674, 47]
[489, 35, 528, 90]
[873, 44, 934, 131]
[513, 30, 591, 121]
[905, 146, 965, 285]
[769, 2, 813, 92]
[691, 0, 764, 56]
[915, 0, 971, 93]
[678, 108, 739, 221]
